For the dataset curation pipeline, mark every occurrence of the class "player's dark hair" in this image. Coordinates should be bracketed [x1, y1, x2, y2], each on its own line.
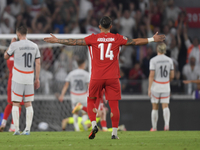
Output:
[99, 16, 112, 29]
[16, 25, 27, 35]
[77, 59, 85, 66]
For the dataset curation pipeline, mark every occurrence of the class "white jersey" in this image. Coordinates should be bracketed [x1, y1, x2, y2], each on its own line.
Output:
[149, 54, 174, 92]
[65, 69, 90, 95]
[7, 39, 41, 84]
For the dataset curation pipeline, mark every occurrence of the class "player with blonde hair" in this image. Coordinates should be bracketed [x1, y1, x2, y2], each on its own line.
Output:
[148, 42, 174, 131]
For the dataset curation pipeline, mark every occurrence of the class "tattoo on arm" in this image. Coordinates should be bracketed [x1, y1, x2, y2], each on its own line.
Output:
[126, 38, 135, 46]
[58, 39, 87, 46]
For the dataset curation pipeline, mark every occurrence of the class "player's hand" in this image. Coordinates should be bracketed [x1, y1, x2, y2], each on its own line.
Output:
[148, 89, 151, 97]
[11, 38, 17, 43]
[58, 95, 64, 102]
[44, 33, 58, 43]
[183, 80, 191, 84]
[34, 79, 40, 89]
[153, 32, 165, 42]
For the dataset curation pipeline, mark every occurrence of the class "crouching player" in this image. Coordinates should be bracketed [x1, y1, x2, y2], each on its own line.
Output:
[148, 43, 174, 131]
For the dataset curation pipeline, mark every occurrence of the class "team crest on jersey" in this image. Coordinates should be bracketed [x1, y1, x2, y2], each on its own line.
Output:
[123, 36, 128, 40]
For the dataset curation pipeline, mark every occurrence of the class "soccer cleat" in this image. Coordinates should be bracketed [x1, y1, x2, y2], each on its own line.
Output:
[118, 124, 127, 131]
[150, 128, 157, 132]
[9, 128, 15, 132]
[21, 130, 30, 135]
[72, 103, 82, 114]
[164, 125, 169, 131]
[88, 125, 98, 139]
[111, 135, 119, 139]
[13, 131, 20, 135]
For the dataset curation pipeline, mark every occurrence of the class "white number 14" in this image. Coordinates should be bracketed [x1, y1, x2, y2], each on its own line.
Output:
[98, 43, 114, 60]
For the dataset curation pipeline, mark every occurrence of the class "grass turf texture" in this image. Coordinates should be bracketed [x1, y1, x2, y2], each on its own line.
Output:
[0, 131, 200, 150]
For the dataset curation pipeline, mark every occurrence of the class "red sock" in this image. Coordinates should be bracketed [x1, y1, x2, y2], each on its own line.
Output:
[3, 104, 12, 120]
[100, 120, 107, 128]
[82, 106, 87, 113]
[11, 107, 22, 124]
[87, 97, 96, 122]
[109, 100, 120, 128]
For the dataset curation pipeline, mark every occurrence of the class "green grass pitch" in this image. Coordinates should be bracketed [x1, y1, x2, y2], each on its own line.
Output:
[0, 131, 200, 150]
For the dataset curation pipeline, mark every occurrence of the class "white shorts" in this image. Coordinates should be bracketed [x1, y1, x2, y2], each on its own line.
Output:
[151, 91, 170, 104]
[70, 93, 87, 109]
[12, 81, 34, 102]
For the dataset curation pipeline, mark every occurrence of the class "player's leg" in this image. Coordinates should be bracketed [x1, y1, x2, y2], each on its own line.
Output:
[71, 95, 81, 131]
[9, 105, 22, 132]
[0, 103, 12, 132]
[11, 81, 24, 135]
[97, 103, 108, 131]
[161, 92, 170, 131]
[150, 91, 160, 131]
[105, 78, 121, 139]
[21, 84, 34, 135]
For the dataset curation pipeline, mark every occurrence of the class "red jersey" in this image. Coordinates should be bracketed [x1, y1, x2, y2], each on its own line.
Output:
[7, 56, 14, 89]
[85, 32, 128, 79]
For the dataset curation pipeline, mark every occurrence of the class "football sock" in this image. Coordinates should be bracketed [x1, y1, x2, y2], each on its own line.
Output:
[100, 120, 107, 130]
[11, 107, 22, 125]
[73, 114, 80, 131]
[12, 106, 19, 131]
[3, 104, 12, 120]
[10, 123, 15, 130]
[82, 106, 87, 113]
[108, 100, 120, 136]
[87, 97, 97, 128]
[25, 106, 34, 131]
[151, 110, 158, 130]
[81, 114, 88, 131]
[163, 107, 170, 127]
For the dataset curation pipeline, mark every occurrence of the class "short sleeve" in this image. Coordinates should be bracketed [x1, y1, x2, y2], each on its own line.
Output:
[84, 34, 95, 46]
[149, 59, 155, 70]
[35, 46, 41, 59]
[116, 34, 128, 46]
[7, 43, 16, 56]
[65, 73, 71, 82]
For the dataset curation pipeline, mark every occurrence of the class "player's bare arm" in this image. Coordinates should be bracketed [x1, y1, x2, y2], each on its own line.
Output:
[148, 70, 155, 97]
[170, 70, 174, 81]
[125, 32, 165, 46]
[59, 82, 69, 102]
[4, 38, 17, 60]
[34, 58, 41, 90]
[44, 34, 87, 46]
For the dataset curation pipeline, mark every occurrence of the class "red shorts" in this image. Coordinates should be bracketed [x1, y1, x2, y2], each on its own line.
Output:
[89, 78, 121, 100]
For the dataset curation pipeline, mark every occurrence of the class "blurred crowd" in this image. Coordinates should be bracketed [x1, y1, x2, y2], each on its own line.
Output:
[0, 0, 200, 96]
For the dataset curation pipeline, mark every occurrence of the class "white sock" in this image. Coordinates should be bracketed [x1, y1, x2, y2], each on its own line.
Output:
[151, 110, 158, 130]
[12, 106, 19, 131]
[91, 121, 97, 129]
[112, 128, 118, 136]
[73, 114, 80, 131]
[163, 107, 170, 127]
[1, 119, 7, 126]
[25, 106, 34, 131]
[10, 123, 15, 130]
[81, 115, 88, 131]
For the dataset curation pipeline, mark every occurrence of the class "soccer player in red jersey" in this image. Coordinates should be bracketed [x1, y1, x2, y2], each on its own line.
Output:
[0, 54, 24, 132]
[44, 16, 165, 139]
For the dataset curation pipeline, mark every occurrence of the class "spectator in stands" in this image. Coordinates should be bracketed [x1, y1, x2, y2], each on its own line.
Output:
[139, 0, 149, 15]
[170, 35, 181, 61]
[53, 15, 65, 34]
[0, 0, 6, 16]
[129, 2, 136, 18]
[184, 27, 200, 64]
[0, 18, 13, 34]
[183, 57, 200, 94]
[28, 0, 47, 18]
[164, 0, 181, 23]
[115, 9, 136, 38]
[86, 17, 100, 34]
[150, 5, 162, 27]
[10, 0, 24, 17]
[163, 25, 172, 49]
[79, 0, 93, 21]
[128, 62, 145, 93]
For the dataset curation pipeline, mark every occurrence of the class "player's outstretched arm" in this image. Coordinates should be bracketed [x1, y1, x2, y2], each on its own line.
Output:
[44, 34, 87, 46]
[125, 32, 165, 46]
